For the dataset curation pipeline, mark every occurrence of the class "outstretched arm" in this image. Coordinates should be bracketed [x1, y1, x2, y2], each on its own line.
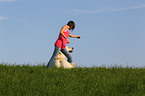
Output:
[69, 34, 81, 39]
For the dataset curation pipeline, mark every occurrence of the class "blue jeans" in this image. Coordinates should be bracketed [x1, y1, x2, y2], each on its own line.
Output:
[47, 46, 73, 68]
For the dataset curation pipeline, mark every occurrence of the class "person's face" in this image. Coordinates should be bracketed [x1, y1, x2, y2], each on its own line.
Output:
[69, 26, 72, 30]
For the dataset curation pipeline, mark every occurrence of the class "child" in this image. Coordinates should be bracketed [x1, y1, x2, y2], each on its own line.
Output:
[47, 21, 80, 68]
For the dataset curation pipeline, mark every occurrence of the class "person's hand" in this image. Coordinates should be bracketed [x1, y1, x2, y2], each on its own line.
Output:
[67, 38, 70, 44]
[77, 36, 81, 39]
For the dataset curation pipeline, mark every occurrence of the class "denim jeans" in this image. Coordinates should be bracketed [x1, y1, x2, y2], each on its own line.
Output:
[47, 46, 73, 68]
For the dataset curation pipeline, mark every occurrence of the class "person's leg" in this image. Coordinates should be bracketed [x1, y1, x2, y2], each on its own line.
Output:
[61, 48, 73, 63]
[47, 46, 61, 68]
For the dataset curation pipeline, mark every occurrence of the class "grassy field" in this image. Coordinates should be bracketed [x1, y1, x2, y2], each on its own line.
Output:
[0, 64, 145, 96]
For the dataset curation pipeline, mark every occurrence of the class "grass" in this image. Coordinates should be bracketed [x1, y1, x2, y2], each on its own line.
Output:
[0, 63, 145, 96]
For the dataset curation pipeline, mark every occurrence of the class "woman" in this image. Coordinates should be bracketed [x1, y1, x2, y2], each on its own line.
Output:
[47, 21, 80, 68]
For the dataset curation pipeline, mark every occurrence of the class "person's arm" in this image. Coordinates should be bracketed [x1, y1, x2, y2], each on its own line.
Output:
[60, 25, 70, 44]
[69, 34, 81, 39]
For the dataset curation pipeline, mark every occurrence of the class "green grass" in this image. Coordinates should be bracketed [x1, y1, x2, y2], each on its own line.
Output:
[0, 64, 145, 96]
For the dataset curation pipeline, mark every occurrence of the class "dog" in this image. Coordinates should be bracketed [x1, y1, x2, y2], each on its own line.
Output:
[55, 46, 76, 69]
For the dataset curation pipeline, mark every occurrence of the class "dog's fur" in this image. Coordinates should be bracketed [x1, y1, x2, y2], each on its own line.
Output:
[55, 46, 76, 69]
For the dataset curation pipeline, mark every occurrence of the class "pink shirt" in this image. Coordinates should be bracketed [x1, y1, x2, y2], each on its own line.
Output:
[55, 29, 69, 49]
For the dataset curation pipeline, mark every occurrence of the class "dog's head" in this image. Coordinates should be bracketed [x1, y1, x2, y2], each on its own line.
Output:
[66, 46, 74, 53]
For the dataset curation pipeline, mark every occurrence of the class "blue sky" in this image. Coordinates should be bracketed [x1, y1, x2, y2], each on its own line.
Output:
[0, 0, 145, 67]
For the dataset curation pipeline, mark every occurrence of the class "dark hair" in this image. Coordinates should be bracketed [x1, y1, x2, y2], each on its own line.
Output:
[67, 21, 75, 31]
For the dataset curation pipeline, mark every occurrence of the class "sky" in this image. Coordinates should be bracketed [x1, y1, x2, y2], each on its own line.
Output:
[0, 0, 145, 67]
